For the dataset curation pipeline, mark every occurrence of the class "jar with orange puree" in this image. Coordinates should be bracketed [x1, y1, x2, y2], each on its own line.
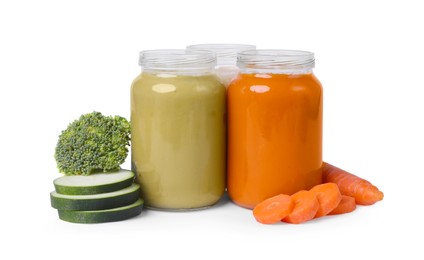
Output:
[227, 50, 323, 209]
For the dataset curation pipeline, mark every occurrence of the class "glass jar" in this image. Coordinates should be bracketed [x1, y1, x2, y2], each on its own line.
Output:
[131, 49, 226, 210]
[227, 49, 323, 209]
[186, 44, 256, 87]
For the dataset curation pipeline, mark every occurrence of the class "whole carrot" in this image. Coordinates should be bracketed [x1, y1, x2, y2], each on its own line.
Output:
[322, 162, 384, 205]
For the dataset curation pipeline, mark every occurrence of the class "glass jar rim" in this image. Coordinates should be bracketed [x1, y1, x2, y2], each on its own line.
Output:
[187, 43, 256, 52]
[139, 49, 216, 73]
[186, 44, 256, 65]
[237, 49, 315, 73]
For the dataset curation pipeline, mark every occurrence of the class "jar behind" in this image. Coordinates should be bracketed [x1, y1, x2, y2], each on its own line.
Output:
[227, 49, 323, 209]
[186, 44, 256, 87]
[131, 49, 226, 210]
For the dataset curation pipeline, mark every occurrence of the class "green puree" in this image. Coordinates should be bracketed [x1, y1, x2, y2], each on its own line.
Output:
[131, 72, 226, 210]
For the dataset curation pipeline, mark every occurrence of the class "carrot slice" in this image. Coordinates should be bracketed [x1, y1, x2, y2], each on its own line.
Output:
[282, 190, 319, 224]
[310, 183, 342, 218]
[329, 195, 356, 215]
[322, 162, 384, 205]
[253, 194, 294, 224]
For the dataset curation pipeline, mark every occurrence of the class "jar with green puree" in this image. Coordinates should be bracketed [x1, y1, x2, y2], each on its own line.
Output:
[130, 49, 226, 210]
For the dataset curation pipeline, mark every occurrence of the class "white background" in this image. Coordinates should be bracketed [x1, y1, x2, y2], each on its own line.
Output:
[1, 0, 422, 259]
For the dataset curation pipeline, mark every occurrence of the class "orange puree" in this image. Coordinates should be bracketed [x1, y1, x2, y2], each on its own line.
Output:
[227, 72, 323, 209]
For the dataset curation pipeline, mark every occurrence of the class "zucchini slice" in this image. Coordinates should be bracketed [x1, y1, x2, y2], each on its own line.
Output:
[58, 198, 144, 224]
[50, 183, 140, 211]
[53, 170, 135, 195]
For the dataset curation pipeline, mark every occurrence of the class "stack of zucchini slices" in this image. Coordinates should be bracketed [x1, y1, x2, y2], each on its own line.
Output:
[50, 169, 143, 223]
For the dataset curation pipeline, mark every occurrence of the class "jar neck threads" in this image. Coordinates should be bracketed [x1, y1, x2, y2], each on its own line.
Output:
[186, 44, 256, 66]
[237, 49, 315, 74]
[139, 49, 216, 75]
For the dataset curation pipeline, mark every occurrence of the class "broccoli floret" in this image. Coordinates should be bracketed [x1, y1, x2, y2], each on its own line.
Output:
[54, 111, 131, 175]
